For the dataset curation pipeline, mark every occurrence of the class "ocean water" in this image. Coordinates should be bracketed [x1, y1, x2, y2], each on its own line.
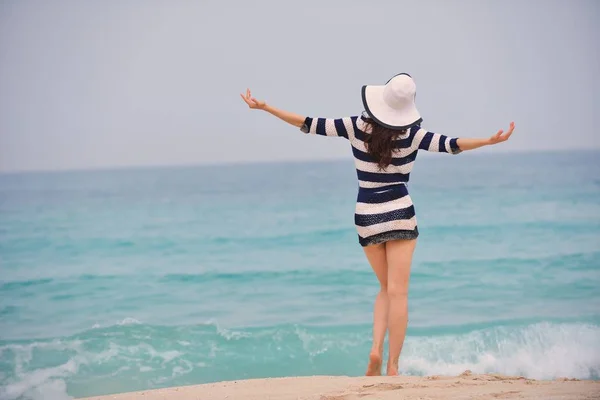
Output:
[1, 151, 599, 399]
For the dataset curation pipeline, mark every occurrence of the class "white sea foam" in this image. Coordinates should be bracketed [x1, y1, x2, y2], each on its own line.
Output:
[116, 317, 141, 326]
[0, 337, 185, 400]
[401, 322, 600, 379]
[209, 320, 251, 341]
[0, 359, 77, 400]
[1, 322, 598, 399]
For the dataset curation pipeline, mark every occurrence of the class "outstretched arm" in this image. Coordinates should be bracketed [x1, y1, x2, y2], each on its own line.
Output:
[240, 88, 354, 139]
[416, 122, 515, 154]
[456, 122, 515, 151]
[240, 88, 305, 127]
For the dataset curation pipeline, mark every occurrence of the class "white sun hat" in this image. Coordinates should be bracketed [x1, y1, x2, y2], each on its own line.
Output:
[361, 73, 422, 130]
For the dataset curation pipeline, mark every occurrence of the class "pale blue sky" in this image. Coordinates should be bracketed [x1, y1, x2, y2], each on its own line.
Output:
[0, 0, 598, 172]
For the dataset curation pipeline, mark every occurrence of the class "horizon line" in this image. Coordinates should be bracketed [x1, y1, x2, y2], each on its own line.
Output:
[0, 147, 598, 176]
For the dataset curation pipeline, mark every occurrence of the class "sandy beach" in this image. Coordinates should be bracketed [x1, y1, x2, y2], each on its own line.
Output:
[81, 372, 599, 400]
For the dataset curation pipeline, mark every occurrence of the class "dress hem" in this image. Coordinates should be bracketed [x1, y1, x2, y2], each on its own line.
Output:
[359, 227, 419, 247]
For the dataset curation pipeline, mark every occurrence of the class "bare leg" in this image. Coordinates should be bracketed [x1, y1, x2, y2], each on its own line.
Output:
[385, 239, 417, 375]
[362, 242, 388, 376]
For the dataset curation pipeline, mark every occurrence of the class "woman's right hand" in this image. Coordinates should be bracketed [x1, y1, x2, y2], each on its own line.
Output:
[240, 88, 267, 110]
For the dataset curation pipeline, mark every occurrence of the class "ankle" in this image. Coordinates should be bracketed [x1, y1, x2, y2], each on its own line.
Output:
[370, 346, 383, 357]
[369, 350, 382, 360]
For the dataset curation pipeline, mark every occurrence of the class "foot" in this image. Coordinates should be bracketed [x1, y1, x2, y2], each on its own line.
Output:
[365, 352, 382, 376]
[386, 362, 399, 376]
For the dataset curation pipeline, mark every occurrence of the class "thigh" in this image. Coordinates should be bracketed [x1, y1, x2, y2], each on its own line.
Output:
[385, 239, 417, 294]
[362, 242, 388, 289]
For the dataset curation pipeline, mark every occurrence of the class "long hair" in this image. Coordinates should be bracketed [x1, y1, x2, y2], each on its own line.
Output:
[361, 114, 407, 170]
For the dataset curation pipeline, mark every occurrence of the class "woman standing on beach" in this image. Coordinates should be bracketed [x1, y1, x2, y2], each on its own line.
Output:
[240, 73, 515, 376]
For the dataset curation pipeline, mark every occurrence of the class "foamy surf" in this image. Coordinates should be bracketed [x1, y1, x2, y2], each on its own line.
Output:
[401, 322, 600, 379]
[0, 321, 598, 399]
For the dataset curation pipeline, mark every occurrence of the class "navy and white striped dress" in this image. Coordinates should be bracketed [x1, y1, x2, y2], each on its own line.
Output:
[300, 114, 461, 247]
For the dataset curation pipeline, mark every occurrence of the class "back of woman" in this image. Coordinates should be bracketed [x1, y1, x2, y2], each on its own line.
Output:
[241, 72, 515, 375]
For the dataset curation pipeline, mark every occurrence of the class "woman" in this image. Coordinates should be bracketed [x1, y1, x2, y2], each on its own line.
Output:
[240, 73, 515, 376]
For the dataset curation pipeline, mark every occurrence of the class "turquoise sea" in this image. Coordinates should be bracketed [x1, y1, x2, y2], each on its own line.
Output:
[1, 151, 599, 399]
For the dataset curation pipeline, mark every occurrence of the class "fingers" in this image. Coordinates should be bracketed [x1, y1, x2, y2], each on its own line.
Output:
[490, 122, 515, 145]
[490, 130, 502, 144]
[241, 88, 259, 108]
[506, 122, 515, 134]
[240, 93, 252, 106]
[502, 122, 515, 140]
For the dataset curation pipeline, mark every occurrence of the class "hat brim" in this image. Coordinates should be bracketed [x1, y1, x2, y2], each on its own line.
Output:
[361, 85, 422, 130]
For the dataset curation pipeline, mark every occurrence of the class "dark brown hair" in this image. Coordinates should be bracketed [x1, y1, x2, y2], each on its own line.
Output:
[362, 116, 407, 170]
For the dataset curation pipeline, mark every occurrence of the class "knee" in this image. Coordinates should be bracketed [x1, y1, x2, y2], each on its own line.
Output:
[379, 281, 388, 292]
[387, 283, 408, 299]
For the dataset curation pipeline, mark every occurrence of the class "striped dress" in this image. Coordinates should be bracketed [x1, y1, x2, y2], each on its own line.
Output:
[300, 114, 461, 247]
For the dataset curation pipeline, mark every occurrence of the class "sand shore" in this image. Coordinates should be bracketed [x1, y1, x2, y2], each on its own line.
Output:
[81, 371, 598, 400]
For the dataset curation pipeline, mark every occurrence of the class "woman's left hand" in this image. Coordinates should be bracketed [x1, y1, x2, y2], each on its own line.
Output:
[488, 122, 515, 145]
